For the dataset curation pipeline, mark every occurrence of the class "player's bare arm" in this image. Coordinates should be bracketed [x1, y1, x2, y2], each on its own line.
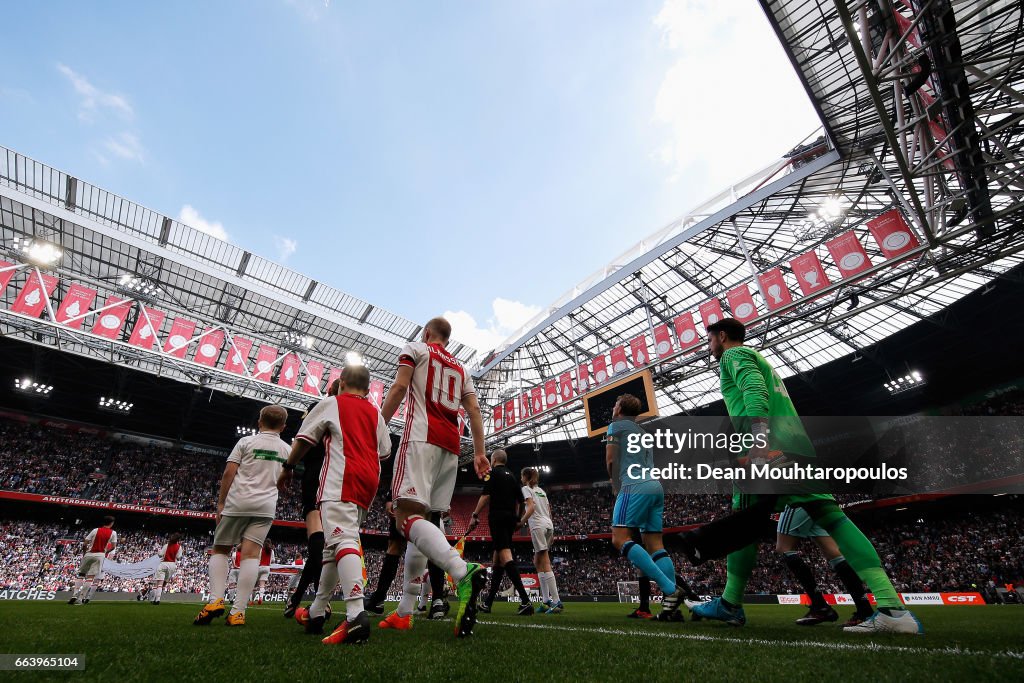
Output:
[461, 392, 489, 478]
[380, 365, 413, 423]
[216, 461, 239, 522]
[520, 497, 535, 527]
[469, 494, 489, 531]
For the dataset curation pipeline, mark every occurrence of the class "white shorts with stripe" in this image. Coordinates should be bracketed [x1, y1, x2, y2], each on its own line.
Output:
[153, 561, 177, 582]
[391, 441, 458, 512]
[78, 552, 105, 578]
[320, 500, 367, 553]
[530, 525, 554, 553]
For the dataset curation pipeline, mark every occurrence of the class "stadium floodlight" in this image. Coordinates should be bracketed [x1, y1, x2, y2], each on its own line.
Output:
[98, 397, 133, 413]
[11, 237, 63, 267]
[283, 331, 315, 350]
[236, 425, 257, 437]
[538, 465, 552, 473]
[345, 351, 363, 366]
[13, 378, 53, 395]
[116, 273, 161, 298]
[884, 370, 926, 395]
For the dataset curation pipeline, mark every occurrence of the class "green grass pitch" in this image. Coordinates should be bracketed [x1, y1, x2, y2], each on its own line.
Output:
[0, 601, 1021, 682]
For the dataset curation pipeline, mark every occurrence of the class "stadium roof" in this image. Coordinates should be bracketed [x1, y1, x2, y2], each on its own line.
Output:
[473, 0, 1024, 448]
[0, 145, 477, 415]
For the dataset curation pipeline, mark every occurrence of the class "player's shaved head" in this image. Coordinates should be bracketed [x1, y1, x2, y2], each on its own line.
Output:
[423, 317, 452, 344]
[103, 516, 115, 527]
[491, 449, 508, 465]
[341, 364, 370, 393]
[259, 404, 288, 431]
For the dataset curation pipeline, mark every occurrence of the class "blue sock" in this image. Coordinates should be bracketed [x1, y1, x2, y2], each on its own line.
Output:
[651, 550, 676, 589]
[623, 541, 675, 594]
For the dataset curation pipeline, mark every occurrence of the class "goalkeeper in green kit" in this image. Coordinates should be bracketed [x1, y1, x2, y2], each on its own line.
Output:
[680, 318, 922, 635]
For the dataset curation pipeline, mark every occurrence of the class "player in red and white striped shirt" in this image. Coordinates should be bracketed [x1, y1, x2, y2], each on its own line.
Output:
[137, 533, 184, 605]
[280, 364, 392, 644]
[379, 317, 489, 638]
[68, 516, 117, 605]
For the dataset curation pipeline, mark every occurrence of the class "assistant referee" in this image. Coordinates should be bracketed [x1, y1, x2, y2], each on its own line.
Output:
[470, 449, 534, 614]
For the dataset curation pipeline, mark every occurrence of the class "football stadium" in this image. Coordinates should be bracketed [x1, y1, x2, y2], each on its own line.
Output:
[1, 1, 1023, 681]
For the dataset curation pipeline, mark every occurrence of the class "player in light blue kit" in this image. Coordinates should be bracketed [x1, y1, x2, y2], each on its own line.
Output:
[606, 393, 696, 620]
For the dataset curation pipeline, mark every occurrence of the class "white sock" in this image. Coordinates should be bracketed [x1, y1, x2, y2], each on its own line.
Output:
[73, 579, 85, 598]
[538, 571, 550, 603]
[417, 573, 431, 608]
[338, 550, 365, 621]
[398, 544, 428, 617]
[311, 558, 338, 620]
[231, 559, 259, 615]
[545, 572, 560, 603]
[208, 554, 229, 601]
[153, 587, 163, 601]
[407, 517, 467, 581]
[86, 582, 96, 600]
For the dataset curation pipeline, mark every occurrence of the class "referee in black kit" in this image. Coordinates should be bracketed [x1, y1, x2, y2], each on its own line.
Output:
[469, 449, 535, 615]
[283, 378, 341, 617]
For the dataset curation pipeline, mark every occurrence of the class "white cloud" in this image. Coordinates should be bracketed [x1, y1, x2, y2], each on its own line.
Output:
[444, 298, 542, 353]
[102, 132, 144, 163]
[274, 235, 298, 261]
[178, 205, 229, 241]
[651, 0, 821, 188]
[56, 63, 134, 122]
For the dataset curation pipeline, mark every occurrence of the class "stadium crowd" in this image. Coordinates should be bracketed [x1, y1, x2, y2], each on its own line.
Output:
[2, 507, 1020, 598]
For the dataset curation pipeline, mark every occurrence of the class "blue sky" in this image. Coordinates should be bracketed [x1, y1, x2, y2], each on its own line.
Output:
[0, 0, 819, 354]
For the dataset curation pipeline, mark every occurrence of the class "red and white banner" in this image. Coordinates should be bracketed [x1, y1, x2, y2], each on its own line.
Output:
[493, 405, 504, 431]
[610, 346, 628, 375]
[530, 386, 543, 414]
[325, 367, 343, 391]
[726, 285, 758, 323]
[90, 296, 132, 339]
[520, 392, 532, 419]
[576, 364, 590, 393]
[252, 345, 279, 381]
[790, 250, 831, 296]
[192, 328, 225, 367]
[826, 231, 873, 278]
[544, 379, 559, 408]
[367, 379, 385, 406]
[55, 284, 97, 329]
[128, 307, 166, 349]
[592, 354, 609, 384]
[653, 323, 674, 358]
[867, 209, 920, 259]
[224, 336, 254, 375]
[629, 335, 649, 367]
[303, 361, 326, 396]
[504, 399, 517, 428]
[0, 261, 17, 291]
[277, 353, 301, 389]
[940, 592, 985, 605]
[163, 318, 197, 358]
[11, 273, 58, 317]
[758, 269, 793, 311]
[673, 313, 699, 350]
[558, 372, 574, 402]
[698, 299, 725, 330]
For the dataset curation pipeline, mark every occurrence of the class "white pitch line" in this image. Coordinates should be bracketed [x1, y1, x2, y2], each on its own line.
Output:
[478, 619, 1024, 660]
